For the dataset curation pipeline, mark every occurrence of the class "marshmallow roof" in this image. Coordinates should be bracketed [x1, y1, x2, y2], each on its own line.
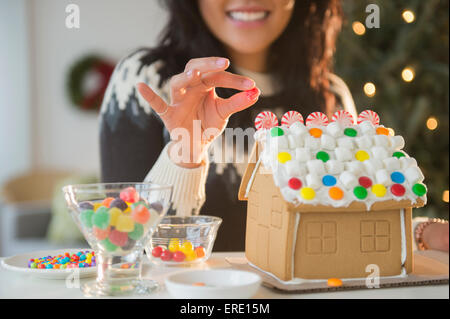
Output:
[253, 111, 427, 210]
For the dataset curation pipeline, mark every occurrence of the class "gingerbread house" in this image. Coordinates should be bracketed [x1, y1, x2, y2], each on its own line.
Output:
[238, 110, 427, 282]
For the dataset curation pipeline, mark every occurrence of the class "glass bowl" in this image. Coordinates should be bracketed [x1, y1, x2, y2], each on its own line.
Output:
[145, 216, 222, 266]
[62, 182, 172, 296]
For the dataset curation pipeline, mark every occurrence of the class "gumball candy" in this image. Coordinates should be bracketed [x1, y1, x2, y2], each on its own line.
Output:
[116, 214, 135, 232]
[306, 112, 329, 127]
[254, 111, 278, 130]
[160, 250, 173, 262]
[180, 241, 194, 255]
[152, 246, 164, 258]
[80, 209, 94, 228]
[128, 223, 144, 241]
[102, 197, 115, 208]
[92, 209, 110, 230]
[109, 229, 128, 247]
[173, 251, 186, 262]
[132, 205, 151, 224]
[93, 226, 110, 240]
[120, 187, 139, 204]
[288, 177, 302, 190]
[168, 239, 181, 253]
[357, 110, 380, 125]
[332, 110, 354, 127]
[281, 110, 304, 127]
[109, 198, 128, 211]
[195, 246, 206, 258]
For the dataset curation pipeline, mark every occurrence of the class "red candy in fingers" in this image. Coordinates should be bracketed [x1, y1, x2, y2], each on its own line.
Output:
[245, 87, 260, 100]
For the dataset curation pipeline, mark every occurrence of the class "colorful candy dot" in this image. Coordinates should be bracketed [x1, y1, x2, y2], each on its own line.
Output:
[372, 184, 387, 197]
[329, 187, 344, 200]
[322, 175, 337, 186]
[277, 152, 292, 164]
[412, 183, 427, 196]
[376, 127, 390, 135]
[344, 128, 357, 137]
[390, 172, 405, 184]
[270, 127, 284, 137]
[353, 186, 368, 200]
[288, 177, 302, 190]
[300, 187, 315, 200]
[327, 278, 343, 287]
[355, 150, 370, 162]
[391, 184, 406, 197]
[358, 176, 373, 188]
[316, 151, 330, 163]
[392, 151, 406, 158]
[309, 128, 323, 138]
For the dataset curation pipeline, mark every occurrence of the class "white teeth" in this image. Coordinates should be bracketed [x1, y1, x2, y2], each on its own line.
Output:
[228, 11, 267, 22]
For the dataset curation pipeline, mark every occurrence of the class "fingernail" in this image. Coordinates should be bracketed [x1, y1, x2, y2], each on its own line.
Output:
[243, 79, 255, 89]
[246, 87, 260, 100]
[216, 58, 228, 67]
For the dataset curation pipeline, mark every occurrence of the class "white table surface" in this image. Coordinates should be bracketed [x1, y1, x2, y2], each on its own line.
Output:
[0, 252, 448, 299]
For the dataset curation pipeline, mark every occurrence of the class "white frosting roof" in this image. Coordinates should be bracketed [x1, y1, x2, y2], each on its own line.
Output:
[255, 112, 427, 210]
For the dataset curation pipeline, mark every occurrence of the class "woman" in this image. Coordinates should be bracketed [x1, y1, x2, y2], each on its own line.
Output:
[99, 0, 448, 252]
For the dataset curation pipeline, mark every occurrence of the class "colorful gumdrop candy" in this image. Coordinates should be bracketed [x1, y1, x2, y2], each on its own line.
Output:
[195, 246, 206, 258]
[254, 111, 278, 130]
[281, 110, 304, 127]
[101, 238, 117, 252]
[173, 251, 186, 262]
[119, 187, 139, 203]
[80, 209, 94, 228]
[331, 110, 354, 127]
[128, 223, 144, 241]
[357, 110, 380, 125]
[109, 198, 128, 211]
[92, 209, 110, 229]
[132, 204, 150, 224]
[109, 229, 128, 247]
[108, 207, 122, 227]
[116, 214, 135, 232]
[306, 112, 329, 127]
[93, 226, 110, 240]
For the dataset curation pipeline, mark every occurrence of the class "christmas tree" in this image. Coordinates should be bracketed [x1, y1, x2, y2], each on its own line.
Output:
[335, 0, 449, 219]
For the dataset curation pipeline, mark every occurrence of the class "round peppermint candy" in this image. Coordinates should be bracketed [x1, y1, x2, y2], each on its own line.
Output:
[281, 111, 304, 127]
[332, 110, 354, 127]
[357, 110, 380, 125]
[254, 111, 278, 130]
[305, 112, 329, 127]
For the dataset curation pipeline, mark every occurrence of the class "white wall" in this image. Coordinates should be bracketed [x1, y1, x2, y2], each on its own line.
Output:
[0, 0, 31, 186]
[28, 0, 167, 177]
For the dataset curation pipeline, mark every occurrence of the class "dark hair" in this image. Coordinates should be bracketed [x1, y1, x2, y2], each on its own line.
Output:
[140, 0, 343, 126]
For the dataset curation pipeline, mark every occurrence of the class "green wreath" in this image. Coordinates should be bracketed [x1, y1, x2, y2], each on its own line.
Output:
[66, 55, 115, 111]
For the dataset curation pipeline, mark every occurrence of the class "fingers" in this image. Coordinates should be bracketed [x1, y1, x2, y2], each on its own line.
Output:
[202, 71, 255, 91]
[216, 87, 261, 119]
[169, 69, 201, 100]
[136, 82, 169, 116]
[184, 57, 230, 74]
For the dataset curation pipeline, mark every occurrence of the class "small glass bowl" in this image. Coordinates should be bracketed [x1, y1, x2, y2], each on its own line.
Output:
[145, 216, 222, 266]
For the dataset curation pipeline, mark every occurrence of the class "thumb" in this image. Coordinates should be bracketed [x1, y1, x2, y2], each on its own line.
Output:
[216, 87, 260, 119]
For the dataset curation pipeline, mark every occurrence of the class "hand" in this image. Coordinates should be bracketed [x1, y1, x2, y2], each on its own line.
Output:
[423, 222, 449, 252]
[137, 57, 259, 168]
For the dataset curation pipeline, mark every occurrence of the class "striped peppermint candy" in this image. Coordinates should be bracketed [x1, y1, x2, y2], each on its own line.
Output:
[254, 111, 279, 130]
[305, 112, 329, 127]
[331, 110, 354, 127]
[281, 111, 304, 127]
[357, 110, 380, 125]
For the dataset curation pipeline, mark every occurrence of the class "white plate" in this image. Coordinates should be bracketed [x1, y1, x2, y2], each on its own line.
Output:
[165, 269, 261, 299]
[1, 248, 97, 280]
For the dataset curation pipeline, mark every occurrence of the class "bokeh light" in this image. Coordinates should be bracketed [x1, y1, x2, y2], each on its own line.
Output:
[352, 21, 366, 36]
[402, 67, 415, 82]
[363, 82, 376, 97]
[402, 10, 415, 23]
[426, 117, 438, 130]
[443, 190, 449, 203]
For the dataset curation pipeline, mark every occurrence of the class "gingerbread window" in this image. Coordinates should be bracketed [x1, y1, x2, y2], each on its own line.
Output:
[360, 220, 390, 252]
[306, 221, 337, 255]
